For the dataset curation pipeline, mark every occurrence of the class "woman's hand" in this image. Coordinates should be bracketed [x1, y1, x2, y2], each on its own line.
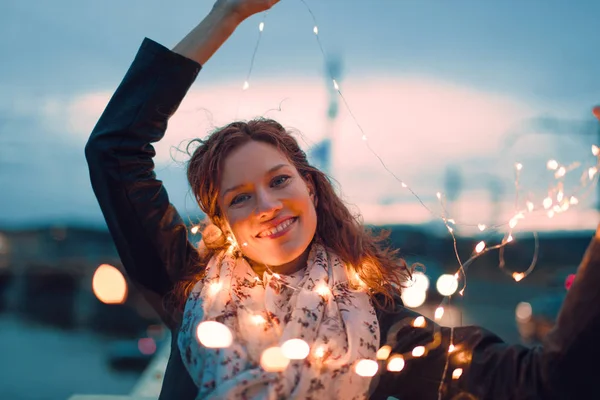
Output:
[215, 0, 280, 21]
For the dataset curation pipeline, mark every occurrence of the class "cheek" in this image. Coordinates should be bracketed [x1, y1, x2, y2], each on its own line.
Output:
[225, 209, 254, 239]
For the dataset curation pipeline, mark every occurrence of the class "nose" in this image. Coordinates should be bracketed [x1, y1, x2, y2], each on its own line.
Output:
[255, 188, 282, 218]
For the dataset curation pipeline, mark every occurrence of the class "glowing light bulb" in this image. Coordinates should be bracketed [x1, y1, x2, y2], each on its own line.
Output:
[434, 306, 445, 320]
[259, 22, 264, 31]
[547, 159, 559, 170]
[401, 182, 407, 188]
[412, 346, 425, 357]
[555, 167, 566, 178]
[557, 191, 564, 202]
[333, 79, 339, 90]
[272, 273, 281, 279]
[515, 163, 523, 171]
[448, 344, 455, 353]
[547, 210, 555, 218]
[509, 217, 518, 229]
[314, 346, 326, 358]
[387, 355, 405, 372]
[196, 321, 233, 348]
[512, 272, 525, 282]
[281, 339, 310, 360]
[208, 282, 222, 296]
[526, 201, 534, 212]
[243, 81, 250, 90]
[475, 241, 486, 254]
[589, 167, 597, 180]
[543, 197, 553, 209]
[412, 316, 426, 328]
[447, 226, 454, 233]
[361, 135, 367, 141]
[376, 345, 392, 360]
[315, 284, 331, 298]
[570, 196, 579, 205]
[436, 192, 442, 200]
[452, 368, 463, 380]
[191, 225, 200, 234]
[506, 234, 513, 243]
[477, 224, 486, 231]
[436, 275, 458, 296]
[354, 359, 378, 377]
[592, 145, 599, 156]
[251, 314, 266, 325]
[260, 346, 290, 372]
[313, 26, 319, 35]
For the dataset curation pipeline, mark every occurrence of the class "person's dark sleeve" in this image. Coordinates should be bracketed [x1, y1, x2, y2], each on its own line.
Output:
[85, 38, 202, 328]
[372, 236, 600, 400]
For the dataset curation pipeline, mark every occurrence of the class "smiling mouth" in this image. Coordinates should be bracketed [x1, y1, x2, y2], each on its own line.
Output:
[257, 217, 298, 239]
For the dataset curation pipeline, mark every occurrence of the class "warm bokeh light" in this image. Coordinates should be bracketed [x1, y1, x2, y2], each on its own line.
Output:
[412, 346, 425, 357]
[260, 346, 290, 372]
[515, 302, 532, 322]
[92, 264, 128, 304]
[401, 287, 427, 308]
[376, 345, 392, 360]
[436, 274, 459, 296]
[412, 316, 426, 328]
[452, 368, 463, 380]
[434, 306, 445, 320]
[196, 321, 233, 348]
[281, 339, 310, 360]
[387, 355, 405, 372]
[354, 359, 378, 377]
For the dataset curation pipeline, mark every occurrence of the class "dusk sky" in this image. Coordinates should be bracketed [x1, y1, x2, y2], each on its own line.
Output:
[1, 0, 600, 233]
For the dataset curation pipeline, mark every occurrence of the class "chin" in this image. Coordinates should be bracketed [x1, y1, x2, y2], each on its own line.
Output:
[257, 239, 310, 267]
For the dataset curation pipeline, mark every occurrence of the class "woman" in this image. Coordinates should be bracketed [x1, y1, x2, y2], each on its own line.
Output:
[85, 0, 600, 398]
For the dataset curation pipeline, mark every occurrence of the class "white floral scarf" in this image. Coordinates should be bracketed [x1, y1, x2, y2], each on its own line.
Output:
[178, 241, 380, 400]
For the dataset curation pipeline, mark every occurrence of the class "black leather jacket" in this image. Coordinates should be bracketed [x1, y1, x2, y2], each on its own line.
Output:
[86, 38, 600, 400]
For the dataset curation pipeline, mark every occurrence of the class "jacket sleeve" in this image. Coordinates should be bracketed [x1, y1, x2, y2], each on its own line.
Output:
[372, 235, 600, 400]
[85, 38, 202, 327]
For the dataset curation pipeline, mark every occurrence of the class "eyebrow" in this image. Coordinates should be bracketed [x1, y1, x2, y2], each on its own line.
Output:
[222, 164, 289, 198]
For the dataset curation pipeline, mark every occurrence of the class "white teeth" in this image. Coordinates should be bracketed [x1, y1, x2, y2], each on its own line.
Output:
[259, 218, 294, 237]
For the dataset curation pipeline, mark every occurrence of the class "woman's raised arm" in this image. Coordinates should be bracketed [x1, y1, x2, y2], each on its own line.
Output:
[85, 0, 277, 328]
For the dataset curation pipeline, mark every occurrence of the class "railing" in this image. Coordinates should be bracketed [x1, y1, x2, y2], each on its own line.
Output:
[68, 337, 171, 400]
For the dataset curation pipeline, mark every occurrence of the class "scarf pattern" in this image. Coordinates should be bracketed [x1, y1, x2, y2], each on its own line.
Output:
[178, 242, 380, 399]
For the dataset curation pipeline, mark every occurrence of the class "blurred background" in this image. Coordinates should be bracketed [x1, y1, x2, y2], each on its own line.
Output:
[1, 0, 600, 399]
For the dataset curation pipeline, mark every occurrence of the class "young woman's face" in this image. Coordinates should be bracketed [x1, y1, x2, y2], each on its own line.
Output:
[218, 141, 317, 269]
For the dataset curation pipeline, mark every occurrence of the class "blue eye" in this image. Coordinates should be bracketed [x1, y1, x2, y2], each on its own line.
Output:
[230, 194, 250, 206]
[272, 175, 291, 187]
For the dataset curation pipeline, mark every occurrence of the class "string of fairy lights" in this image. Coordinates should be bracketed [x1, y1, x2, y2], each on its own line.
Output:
[186, 1, 600, 398]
